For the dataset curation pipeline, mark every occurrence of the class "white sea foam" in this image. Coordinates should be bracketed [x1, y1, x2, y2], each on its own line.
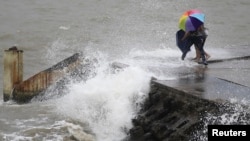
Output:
[49, 39, 204, 141]
[54, 56, 151, 140]
[3, 120, 94, 141]
[59, 26, 70, 30]
[1, 1, 249, 140]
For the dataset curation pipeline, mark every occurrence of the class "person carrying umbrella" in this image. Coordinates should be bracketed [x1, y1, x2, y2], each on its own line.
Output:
[177, 9, 209, 65]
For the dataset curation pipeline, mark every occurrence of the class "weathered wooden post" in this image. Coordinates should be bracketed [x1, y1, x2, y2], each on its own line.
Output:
[3, 46, 23, 102]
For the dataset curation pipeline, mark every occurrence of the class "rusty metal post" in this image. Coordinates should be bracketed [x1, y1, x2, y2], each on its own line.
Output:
[3, 47, 23, 102]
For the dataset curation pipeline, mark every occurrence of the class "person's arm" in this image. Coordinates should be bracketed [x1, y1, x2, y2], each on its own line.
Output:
[181, 31, 190, 41]
[200, 25, 208, 37]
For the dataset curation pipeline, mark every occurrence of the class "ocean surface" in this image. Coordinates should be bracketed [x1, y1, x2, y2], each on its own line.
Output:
[0, 0, 250, 140]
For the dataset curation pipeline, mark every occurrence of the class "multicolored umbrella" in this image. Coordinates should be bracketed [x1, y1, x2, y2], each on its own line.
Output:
[179, 9, 205, 32]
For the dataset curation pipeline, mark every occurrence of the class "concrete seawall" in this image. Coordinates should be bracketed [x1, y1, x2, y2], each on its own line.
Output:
[128, 76, 250, 141]
[129, 80, 220, 141]
[12, 53, 81, 103]
[3, 46, 250, 140]
[3, 47, 100, 103]
[3, 47, 83, 103]
[128, 46, 250, 141]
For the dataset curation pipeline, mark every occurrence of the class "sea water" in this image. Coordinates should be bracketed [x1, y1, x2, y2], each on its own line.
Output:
[0, 0, 250, 140]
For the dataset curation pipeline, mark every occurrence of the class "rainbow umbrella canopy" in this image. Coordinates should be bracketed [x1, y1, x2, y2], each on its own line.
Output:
[179, 9, 205, 32]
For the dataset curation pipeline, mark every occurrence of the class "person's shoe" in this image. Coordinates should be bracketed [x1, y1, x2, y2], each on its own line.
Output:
[203, 61, 208, 65]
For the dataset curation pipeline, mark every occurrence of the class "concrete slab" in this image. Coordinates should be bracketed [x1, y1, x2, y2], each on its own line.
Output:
[154, 75, 250, 102]
[206, 59, 250, 87]
[154, 46, 250, 102]
[129, 46, 250, 141]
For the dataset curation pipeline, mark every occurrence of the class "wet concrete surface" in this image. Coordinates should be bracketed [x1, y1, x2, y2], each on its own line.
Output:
[128, 46, 250, 141]
[154, 46, 250, 102]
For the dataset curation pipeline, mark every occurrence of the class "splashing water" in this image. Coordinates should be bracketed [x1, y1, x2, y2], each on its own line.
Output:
[1, 0, 250, 141]
[44, 38, 235, 141]
[51, 51, 153, 141]
[190, 98, 250, 141]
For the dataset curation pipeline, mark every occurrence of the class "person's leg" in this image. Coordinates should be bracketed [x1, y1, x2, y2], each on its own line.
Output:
[193, 45, 201, 62]
[194, 37, 207, 65]
[200, 47, 207, 65]
[192, 36, 210, 63]
[198, 36, 210, 61]
[196, 50, 210, 61]
[205, 51, 211, 60]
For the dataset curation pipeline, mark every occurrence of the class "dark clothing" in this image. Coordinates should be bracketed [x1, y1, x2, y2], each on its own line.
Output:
[176, 30, 193, 54]
[176, 29, 207, 65]
[189, 33, 207, 64]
